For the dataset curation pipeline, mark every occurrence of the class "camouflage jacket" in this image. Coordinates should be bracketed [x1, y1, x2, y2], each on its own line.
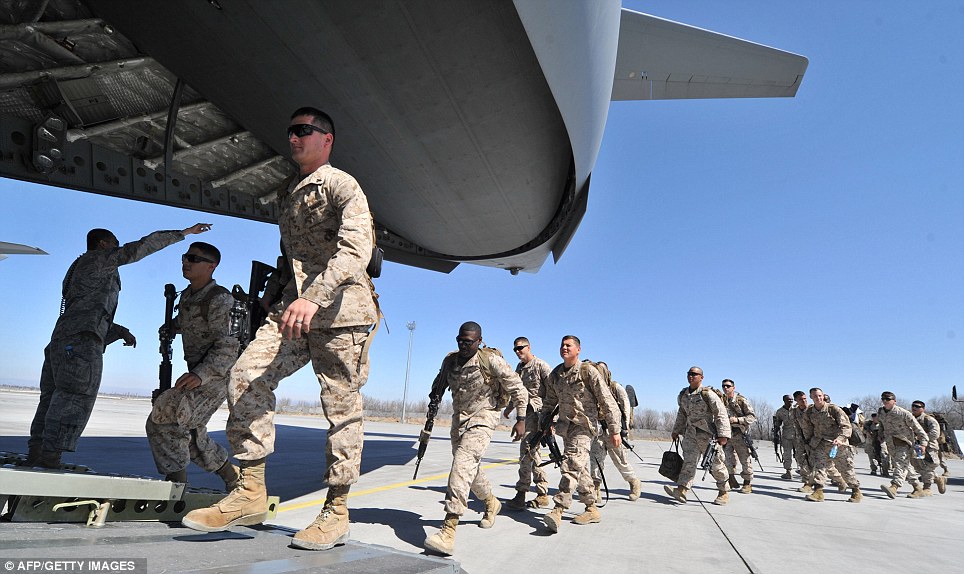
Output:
[877, 405, 927, 447]
[800, 403, 851, 447]
[914, 413, 940, 451]
[173, 280, 239, 383]
[276, 164, 376, 328]
[541, 362, 620, 434]
[515, 355, 551, 415]
[612, 381, 632, 431]
[774, 405, 796, 440]
[672, 385, 732, 439]
[725, 393, 757, 435]
[444, 351, 527, 435]
[789, 406, 809, 444]
[53, 230, 184, 343]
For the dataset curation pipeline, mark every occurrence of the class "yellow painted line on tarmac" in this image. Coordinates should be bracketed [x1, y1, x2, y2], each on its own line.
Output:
[278, 457, 520, 513]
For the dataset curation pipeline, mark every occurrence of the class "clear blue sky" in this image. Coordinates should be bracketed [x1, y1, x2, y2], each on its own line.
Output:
[1, 1, 961, 413]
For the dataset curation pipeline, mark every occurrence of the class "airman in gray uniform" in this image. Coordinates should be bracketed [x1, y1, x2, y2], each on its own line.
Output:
[146, 242, 240, 490]
[722, 379, 757, 494]
[27, 223, 209, 468]
[664, 367, 732, 506]
[878, 391, 928, 499]
[588, 362, 641, 501]
[504, 337, 552, 510]
[182, 108, 377, 554]
[798, 388, 862, 503]
[541, 336, 622, 533]
[773, 395, 796, 479]
[863, 413, 890, 476]
[424, 322, 528, 556]
[909, 400, 943, 497]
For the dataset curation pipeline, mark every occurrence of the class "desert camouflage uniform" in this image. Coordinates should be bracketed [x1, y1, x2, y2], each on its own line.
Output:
[590, 381, 638, 485]
[789, 405, 813, 482]
[911, 412, 941, 486]
[878, 405, 927, 488]
[541, 362, 620, 509]
[672, 386, 732, 490]
[147, 280, 239, 474]
[29, 230, 185, 453]
[723, 393, 757, 483]
[442, 350, 527, 516]
[800, 403, 859, 488]
[774, 405, 796, 471]
[226, 164, 377, 488]
[514, 355, 552, 497]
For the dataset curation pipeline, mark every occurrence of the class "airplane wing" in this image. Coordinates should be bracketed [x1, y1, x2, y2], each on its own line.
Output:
[613, 9, 808, 101]
[0, 241, 48, 261]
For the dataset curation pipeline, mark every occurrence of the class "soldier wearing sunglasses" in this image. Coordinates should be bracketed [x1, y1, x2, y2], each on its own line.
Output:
[146, 242, 241, 492]
[183, 107, 378, 555]
[504, 337, 553, 510]
[26, 222, 211, 468]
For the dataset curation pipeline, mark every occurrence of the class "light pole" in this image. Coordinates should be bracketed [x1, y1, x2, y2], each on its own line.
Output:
[401, 321, 416, 424]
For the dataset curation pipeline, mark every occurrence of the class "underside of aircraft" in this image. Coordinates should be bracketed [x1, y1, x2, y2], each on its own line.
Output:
[0, 0, 807, 273]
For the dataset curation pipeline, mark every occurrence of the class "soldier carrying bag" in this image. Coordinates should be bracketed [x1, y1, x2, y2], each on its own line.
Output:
[659, 438, 684, 482]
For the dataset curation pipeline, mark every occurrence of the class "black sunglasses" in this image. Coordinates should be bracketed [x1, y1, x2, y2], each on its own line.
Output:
[287, 123, 329, 138]
[687, 372, 702, 377]
[182, 253, 215, 264]
[513, 345, 528, 352]
[722, 384, 733, 389]
[456, 337, 479, 346]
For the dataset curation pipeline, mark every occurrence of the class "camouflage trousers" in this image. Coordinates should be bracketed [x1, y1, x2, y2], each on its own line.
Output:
[589, 433, 637, 484]
[888, 441, 920, 488]
[910, 451, 940, 485]
[553, 422, 596, 509]
[780, 436, 795, 471]
[724, 432, 753, 482]
[864, 440, 890, 473]
[29, 334, 104, 453]
[444, 421, 496, 516]
[145, 378, 229, 474]
[678, 429, 727, 490]
[515, 414, 549, 495]
[811, 442, 859, 488]
[792, 439, 812, 482]
[227, 315, 371, 487]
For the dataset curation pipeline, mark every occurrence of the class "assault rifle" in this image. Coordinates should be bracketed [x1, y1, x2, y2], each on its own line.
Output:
[526, 404, 564, 468]
[621, 384, 643, 463]
[413, 365, 448, 480]
[152, 283, 177, 404]
[230, 260, 277, 351]
[772, 426, 783, 464]
[743, 433, 765, 472]
[699, 425, 720, 480]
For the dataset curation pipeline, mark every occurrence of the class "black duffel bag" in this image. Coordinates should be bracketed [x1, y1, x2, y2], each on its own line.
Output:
[658, 439, 684, 482]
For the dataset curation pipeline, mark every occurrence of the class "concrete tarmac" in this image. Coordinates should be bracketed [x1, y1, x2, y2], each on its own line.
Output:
[2, 390, 962, 573]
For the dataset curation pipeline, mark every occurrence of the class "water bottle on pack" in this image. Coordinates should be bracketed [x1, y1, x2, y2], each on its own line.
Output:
[829, 444, 838, 458]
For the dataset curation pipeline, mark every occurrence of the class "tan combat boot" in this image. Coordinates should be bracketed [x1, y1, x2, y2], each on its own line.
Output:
[505, 490, 527, 510]
[543, 505, 564, 533]
[216, 461, 240, 492]
[798, 483, 813, 494]
[182, 458, 268, 532]
[847, 487, 862, 503]
[727, 474, 740, 489]
[713, 483, 729, 506]
[920, 482, 933, 497]
[740, 481, 752, 494]
[936, 475, 947, 494]
[805, 485, 825, 502]
[528, 494, 551, 509]
[880, 483, 898, 499]
[906, 483, 927, 499]
[479, 495, 501, 529]
[424, 513, 459, 556]
[663, 485, 688, 504]
[572, 504, 601, 525]
[628, 478, 642, 501]
[834, 479, 847, 493]
[291, 485, 351, 550]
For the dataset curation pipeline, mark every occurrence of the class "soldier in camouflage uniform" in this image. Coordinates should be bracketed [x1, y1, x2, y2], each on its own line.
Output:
[722, 379, 757, 494]
[424, 322, 528, 556]
[146, 242, 240, 490]
[183, 108, 377, 554]
[27, 223, 210, 468]
[540, 336, 622, 533]
[664, 367, 732, 506]
[789, 391, 813, 491]
[798, 388, 862, 503]
[862, 413, 890, 476]
[504, 337, 553, 510]
[909, 401, 943, 496]
[878, 391, 929, 499]
[773, 394, 796, 479]
[588, 362, 641, 501]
